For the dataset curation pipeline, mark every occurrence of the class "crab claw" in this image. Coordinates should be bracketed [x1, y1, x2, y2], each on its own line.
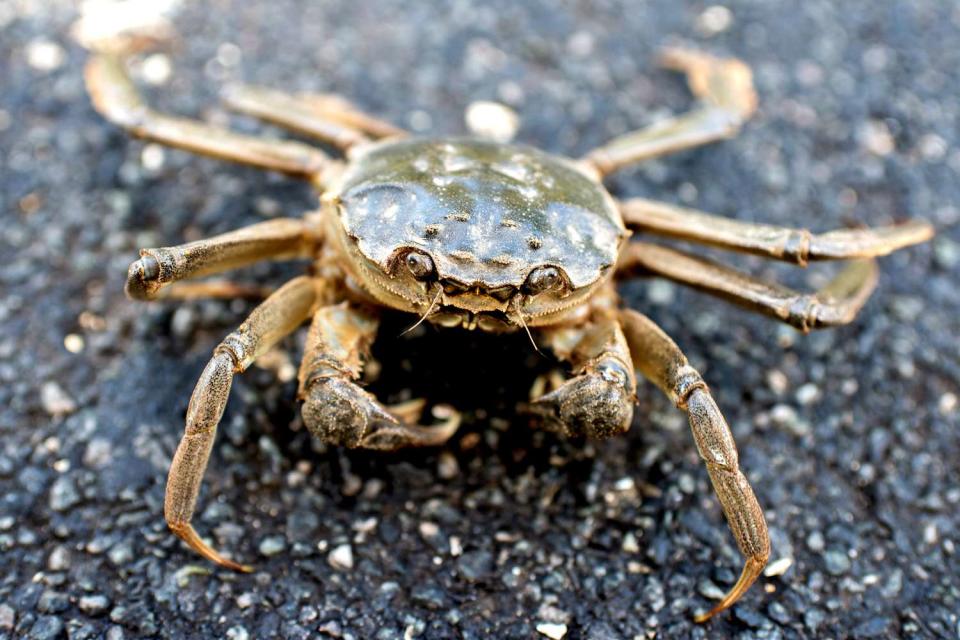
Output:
[529, 358, 635, 439]
[301, 377, 460, 450]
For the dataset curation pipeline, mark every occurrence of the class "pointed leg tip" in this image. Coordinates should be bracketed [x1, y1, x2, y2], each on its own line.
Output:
[692, 556, 767, 623]
[214, 556, 255, 573]
[692, 611, 714, 624]
[170, 521, 253, 573]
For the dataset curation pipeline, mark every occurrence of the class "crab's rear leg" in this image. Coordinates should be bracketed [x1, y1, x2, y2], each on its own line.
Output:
[619, 197, 934, 265]
[222, 85, 407, 150]
[166, 275, 321, 570]
[298, 302, 460, 450]
[619, 308, 770, 622]
[125, 218, 319, 300]
[85, 54, 332, 180]
[582, 47, 756, 177]
[528, 302, 637, 439]
[618, 242, 880, 332]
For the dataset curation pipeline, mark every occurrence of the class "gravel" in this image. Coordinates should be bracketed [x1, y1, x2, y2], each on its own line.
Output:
[1, 0, 958, 638]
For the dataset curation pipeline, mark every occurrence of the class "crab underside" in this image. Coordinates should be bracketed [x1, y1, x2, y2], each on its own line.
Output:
[84, 43, 933, 623]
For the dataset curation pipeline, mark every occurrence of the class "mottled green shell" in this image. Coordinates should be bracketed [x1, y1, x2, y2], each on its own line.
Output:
[335, 137, 625, 289]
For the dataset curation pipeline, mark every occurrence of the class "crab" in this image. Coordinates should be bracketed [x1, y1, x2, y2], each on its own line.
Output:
[84, 45, 933, 622]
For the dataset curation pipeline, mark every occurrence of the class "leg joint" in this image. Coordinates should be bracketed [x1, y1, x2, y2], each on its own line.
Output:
[782, 229, 812, 266]
[786, 296, 818, 333]
[215, 333, 253, 371]
[673, 365, 708, 409]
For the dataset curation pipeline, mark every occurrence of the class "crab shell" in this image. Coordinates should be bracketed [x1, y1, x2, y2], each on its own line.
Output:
[327, 138, 628, 306]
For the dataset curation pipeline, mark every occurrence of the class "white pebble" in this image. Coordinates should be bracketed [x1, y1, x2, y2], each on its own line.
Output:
[141, 53, 172, 85]
[939, 392, 957, 416]
[41, 382, 77, 416]
[141, 144, 166, 171]
[766, 369, 789, 395]
[328, 543, 354, 570]
[859, 119, 895, 156]
[696, 5, 733, 35]
[764, 556, 793, 577]
[795, 383, 820, 406]
[26, 38, 66, 72]
[64, 334, 85, 353]
[536, 622, 568, 639]
[465, 101, 519, 143]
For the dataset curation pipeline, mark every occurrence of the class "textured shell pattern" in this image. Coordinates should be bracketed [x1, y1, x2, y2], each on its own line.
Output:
[335, 138, 626, 289]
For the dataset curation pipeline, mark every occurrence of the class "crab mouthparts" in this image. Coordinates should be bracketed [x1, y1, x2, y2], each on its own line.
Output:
[429, 306, 515, 332]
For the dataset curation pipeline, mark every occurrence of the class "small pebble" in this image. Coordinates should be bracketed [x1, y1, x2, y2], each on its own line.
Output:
[41, 382, 77, 416]
[49, 476, 80, 512]
[410, 584, 446, 609]
[536, 622, 568, 639]
[328, 544, 354, 571]
[79, 595, 111, 616]
[236, 593, 255, 609]
[766, 370, 789, 395]
[807, 530, 825, 552]
[695, 5, 733, 35]
[26, 38, 66, 72]
[63, 334, 84, 353]
[437, 452, 459, 480]
[0, 604, 13, 629]
[939, 392, 957, 416]
[108, 541, 134, 566]
[226, 626, 250, 640]
[697, 579, 727, 601]
[47, 546, 71, 571]
[767, 601, 792, 625]
[764, 556, 793, 577]
[30, 616, 64, 640]
[795, 383, 819, 405]
[465, 101, 519, 143]
[824, 549, 851, 575]
[37, 591, 69, 614]
[259, 535, 286, 557]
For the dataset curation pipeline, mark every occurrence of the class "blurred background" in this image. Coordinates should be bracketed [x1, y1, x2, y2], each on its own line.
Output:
[1, 1, 958, 638]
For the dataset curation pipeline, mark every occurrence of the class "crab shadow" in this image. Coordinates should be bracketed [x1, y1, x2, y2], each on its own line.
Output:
[305, 311, 661, 502]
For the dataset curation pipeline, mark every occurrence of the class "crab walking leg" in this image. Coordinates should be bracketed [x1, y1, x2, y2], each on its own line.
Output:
[295, 92, 408, 139]
[298, 302, 461, 450]
[618, 242, 879, 332]
[619, 309, 769, 622]
[530, 307, 637, 439]
[222, 85, 405, 149]
[165, 276, 320, 570]
[126, 218, 319, 300]
[620, 197, 934, 266]
[85, 54, 331, 180]
[582, 48, 757, 176]
[153, 281, 274, 301]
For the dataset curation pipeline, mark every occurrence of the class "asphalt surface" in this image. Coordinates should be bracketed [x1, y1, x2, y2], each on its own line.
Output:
[2, 1, 959, 638]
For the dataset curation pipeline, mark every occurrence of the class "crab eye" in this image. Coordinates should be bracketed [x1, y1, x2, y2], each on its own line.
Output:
[405, 251, 435, 280]
[524, 266, 562, 295]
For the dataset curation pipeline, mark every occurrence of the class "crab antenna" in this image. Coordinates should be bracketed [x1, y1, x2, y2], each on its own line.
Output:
[400, 287, 443, 336]
[513, 296, 541, 354]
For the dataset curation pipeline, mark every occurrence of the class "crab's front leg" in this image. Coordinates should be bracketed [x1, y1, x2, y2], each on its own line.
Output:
[619, 308, 770, 622]
[298, 302, 460, 450]
[529, 306, 637, 439]
[165, 275, 320, 570]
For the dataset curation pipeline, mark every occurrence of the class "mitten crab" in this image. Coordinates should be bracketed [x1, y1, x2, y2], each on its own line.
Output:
[85, 47, 933, 621]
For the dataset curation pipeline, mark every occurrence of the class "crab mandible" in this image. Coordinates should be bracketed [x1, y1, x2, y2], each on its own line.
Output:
[85, 46, 933, 622]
